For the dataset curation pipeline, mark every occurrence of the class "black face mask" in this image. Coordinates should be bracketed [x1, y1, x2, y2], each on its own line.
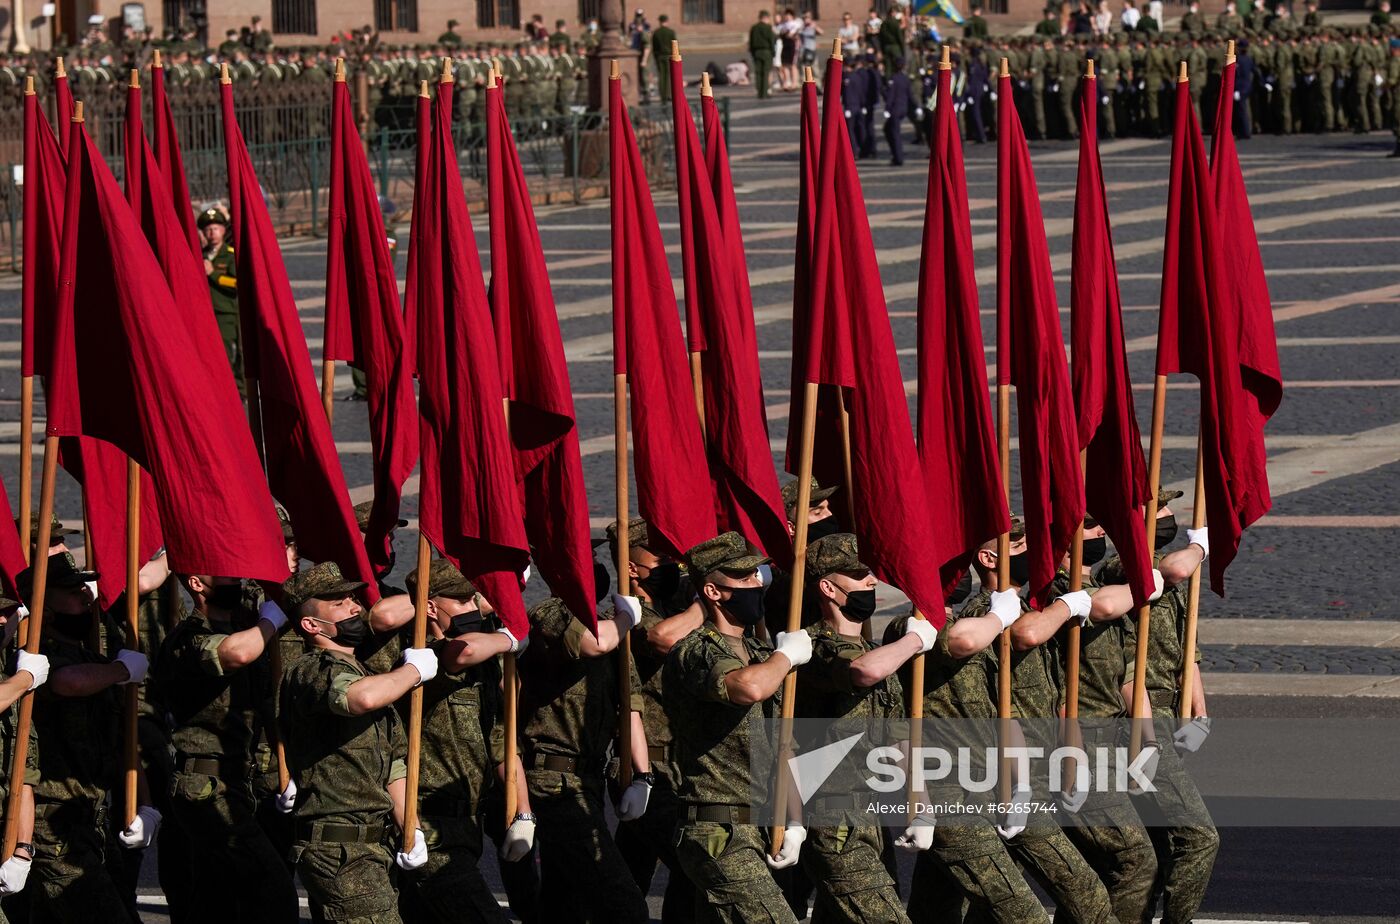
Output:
[323, 613, 370, 649]
[806, 516, 841, 543]
[1007, 552, 1032, 588]
[718, 585, 766, 627]
[639, 561, 681, 602]
[207, 583, 244, 612]
[1155, 516, 1178, 550]
[593, 560, 612, 603]
[838, 588, 877, 622]
[445, 613, 483, 638]
[50, 610, 91, 639]
[948, 570, 974, 606]
[1082, 537, 1107, 567]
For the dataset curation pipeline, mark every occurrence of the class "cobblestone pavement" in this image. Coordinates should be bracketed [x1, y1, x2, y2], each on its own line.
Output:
[1203, 645, 1400, 675]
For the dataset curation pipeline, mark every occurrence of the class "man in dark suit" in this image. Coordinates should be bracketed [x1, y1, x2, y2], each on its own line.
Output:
[883, 56, 912, 166]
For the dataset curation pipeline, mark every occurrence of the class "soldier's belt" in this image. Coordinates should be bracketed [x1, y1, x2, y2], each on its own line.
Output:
[812, 794, 861, 814]
[34, 800, 95, 823]
[684, 804, 752, 824]
[1148, 689, 1180, 709]
[179, 756, 248, 779]
[296, 819, 387, 844]
[525, 752, 599, 774]
[647, 745, 670, 764]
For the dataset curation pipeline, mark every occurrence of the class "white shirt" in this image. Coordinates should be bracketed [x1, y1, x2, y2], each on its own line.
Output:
[1120, 6, 1141, 28]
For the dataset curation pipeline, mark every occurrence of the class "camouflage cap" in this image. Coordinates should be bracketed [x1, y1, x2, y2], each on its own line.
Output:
[16, 511, 80, 541]
[0, 594, 19, 611]
[352, 500, 408, 533]
[1008, 515, 1026, 543]
[604, 517, 652, 550]
[16, 551, 98, 599]
[780, 478, 838, 516]
[684, 532, 771, 579]
[282, 561, 366, 610]
[405, 557, 477, 599]
[1157, 488, 1185, 506]
[274, 504, 294, 541]
[805, 533, 870, 580]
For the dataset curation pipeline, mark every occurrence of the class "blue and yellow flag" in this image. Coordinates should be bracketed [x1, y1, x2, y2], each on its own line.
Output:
[916, 0, 966, 25]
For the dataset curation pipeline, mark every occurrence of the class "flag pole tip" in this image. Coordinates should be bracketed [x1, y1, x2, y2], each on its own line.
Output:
[153, 48, 162, 68]
[55, 56, 66, 78]
[129, 68, 139, 88]
[1000, 57, 1009, 78]
[700, 71, 712, 96]
[487, 68, 497, 89]
[610, 59, 620, 80]
[419, 79, 430, 98]
[440, 58, 453, 83]
[940, 45, 950, 67]
[803, 65, 814, 83]
[671, 40, 680, 61]
[831, 38, 843, 60]
[220, 61, 231, 84]
[24, 75, 33, 94]
[1086, 57, 1094, 79]
[1227, 39, 1236, 57]
[1178, 60, 1187, 82]
[335, 58, 346, 81]
[73, 100, 84, 122]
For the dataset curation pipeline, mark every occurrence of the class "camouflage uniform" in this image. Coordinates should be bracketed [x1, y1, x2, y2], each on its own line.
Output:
[280, 565, 408, 924]
[519, 597, 648, 923]
[1107, 553, 1219, 924]
[1047, 568, 1158, 924]
[152, 606, 298, 922]
[362, 575, 506, 924]
[0, 654, 40, 924]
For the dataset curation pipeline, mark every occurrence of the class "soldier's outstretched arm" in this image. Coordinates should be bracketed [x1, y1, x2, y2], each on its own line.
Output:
[724, 655, 793, 706]
[1158, 533, 1207, 586]
[946, 612, 1006, 658]
[1009, 597, 1076, 650]
[627, 710, 651, 776]
[342, 660, 424, 714]
[439, 631, 512, 672]
[368, 593, 415, 633]
[644, 602, 704, 657]
[136, 550, 170, 595]
[49, 660, 130, 698]
[848, 628, 928, 688]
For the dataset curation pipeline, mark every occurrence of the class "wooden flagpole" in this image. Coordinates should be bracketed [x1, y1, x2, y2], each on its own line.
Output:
[689, 51, 707, 440]
[993, 57, 1014, 807]
[402, 533, 431, 851]
[1177, 436, 1206, 717]
[320, 59, 348, 423]
[122, 460, 141, 827]
[1129, 373, 1168, 755]
[18, 81, 33, 562]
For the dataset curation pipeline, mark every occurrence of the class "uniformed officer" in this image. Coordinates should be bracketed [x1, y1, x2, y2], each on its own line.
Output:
[797, 534, 935, 923]
[279, 561, 438, 924]
[199, 206, 241, 391]
[749, 11, 777, 99]
[21, 553, 154, 923]
[609, 517, 704, 921]
[651, 14, 677, 102]
[663, 531, 814, 924]
[363, 559, 525, 923]
[152, 575, 298, 922]
[518, 579, 650, 923]
[0, 597, 50, 905]
[884, 56, 913, 165]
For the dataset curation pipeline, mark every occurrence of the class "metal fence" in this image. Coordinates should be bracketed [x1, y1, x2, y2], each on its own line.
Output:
[0, 79, 730, 272]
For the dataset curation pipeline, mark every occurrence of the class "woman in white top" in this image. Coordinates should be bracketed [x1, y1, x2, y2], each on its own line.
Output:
[839, 12, 861, 58]
[1093, 0, 1114, 33]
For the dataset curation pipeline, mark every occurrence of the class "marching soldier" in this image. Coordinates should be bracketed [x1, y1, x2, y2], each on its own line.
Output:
[279, 561, 438, 924]
[664, 531, 814, 923]
[363, 559, 528, 923]
[21, 553, 155, 923]
[152, 576, 298, 921]
[796, 534, 935, 923]
[0, 597, 49, 905]
[199, 205, 241, 391]
[518, 584, 650, 923]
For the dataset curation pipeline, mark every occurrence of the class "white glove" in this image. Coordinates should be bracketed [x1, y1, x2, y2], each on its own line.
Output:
[765, 824, 806, 869]
[1058, 590, 1093, 627]
[996, 784, 1032, 840]
[496, 626, 528, 655]
[990, 90, 998, 101]
[258, 600, 288, 631]
[617, 777, 652, 821]
[395, 829, 428, 870]
[0, 855, 30, 895]
[774, 630, 813, 668]
[118, 804, 161, 849]
[401, 647, 438, 686]
[1148, 569, 1165, 602]
[114, 649, 149, 685]
[1059, 778, 1088, 814]
[501, 815, 535, 862]
[893, 815, 935, 851]
[882, 109, 891, 118]
[275, 779, 297, 813]
[16, 651, 49, 691]
[609, 594, 642, 635]
[1173, 716, 1211, 753]
[1186, 527, 1209, 558]
[520, 563, 532, 586]
[844, 109, 852, 118]
[989, 589, 1021, 630]
[1233, 90, 1241, 100]
[904, 618, 938, 653]
[1374, 73, 1384, 87]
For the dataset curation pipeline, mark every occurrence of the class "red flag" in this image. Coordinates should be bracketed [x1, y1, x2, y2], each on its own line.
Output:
[414, 75, 530, 638]
[402, 84, 431, 369]
[1071, 73, 1153, 608]
[21, 87, 65, 381]
[0, 476, 25, 598]
[55, 70, 73, 154]
[996, 71, 1085, 606]
[804, 57, 945, 627]
[785, 76, 845, 492]
[917, 65, 1010, 596]
[45, 116, 286, 582]
[486, 81, 596, 631]
[221, 80, 376, 597]
[702, 91, 759, 354]
[325, 75, 419, 576]
[1157, 77, 1256, 594]
[672, 69, 790, 564]
[1210, 59, 1277, 530]
[150, 59, 201, 258]
[610, 75, 716, 558]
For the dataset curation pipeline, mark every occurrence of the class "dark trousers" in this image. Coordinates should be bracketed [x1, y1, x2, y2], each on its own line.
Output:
[615, 783, 695, 922]
[884, 114, 906, 164]
[753, 56, 772, 98]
